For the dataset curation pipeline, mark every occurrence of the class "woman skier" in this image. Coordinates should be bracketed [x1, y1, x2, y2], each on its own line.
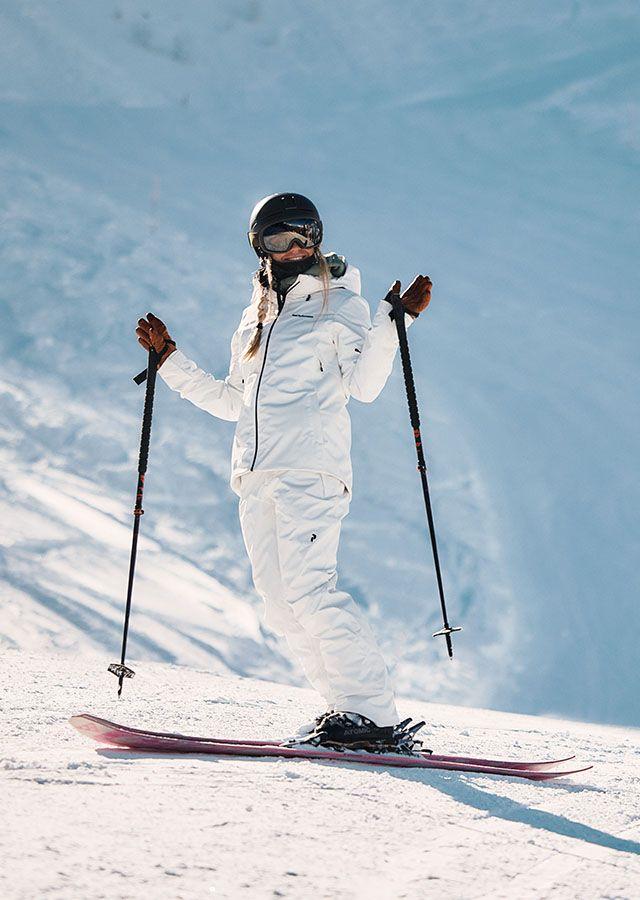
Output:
[135, 193, 431, 752]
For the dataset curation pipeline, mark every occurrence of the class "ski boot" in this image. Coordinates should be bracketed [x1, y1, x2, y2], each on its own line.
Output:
[285, 710, 334, 744]
[295, 711, 428, 756]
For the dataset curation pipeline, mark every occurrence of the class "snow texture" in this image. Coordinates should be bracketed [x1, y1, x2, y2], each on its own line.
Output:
[2, 651, 640, 899]
[0, 1, 638, 732]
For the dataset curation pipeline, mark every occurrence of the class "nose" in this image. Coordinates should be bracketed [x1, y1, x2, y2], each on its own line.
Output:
[282, 242, 308, 256]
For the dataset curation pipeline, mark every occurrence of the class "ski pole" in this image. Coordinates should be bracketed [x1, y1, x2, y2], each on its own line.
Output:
[108, 347, 160, 695]
[389, 289, 462, 659]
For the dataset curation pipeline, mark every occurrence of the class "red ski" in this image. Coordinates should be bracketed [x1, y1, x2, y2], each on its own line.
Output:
[70, 714, 592, 781]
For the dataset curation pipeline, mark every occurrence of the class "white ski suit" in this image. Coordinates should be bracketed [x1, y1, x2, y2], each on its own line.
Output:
[159, 264, 415, 725]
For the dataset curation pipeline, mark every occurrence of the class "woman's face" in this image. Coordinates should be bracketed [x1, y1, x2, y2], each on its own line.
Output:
[269, 244, 315, 263]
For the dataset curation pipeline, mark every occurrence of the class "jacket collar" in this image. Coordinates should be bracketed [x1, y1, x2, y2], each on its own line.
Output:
[244, 263, 362, 327]
[284, 263, 362, 302]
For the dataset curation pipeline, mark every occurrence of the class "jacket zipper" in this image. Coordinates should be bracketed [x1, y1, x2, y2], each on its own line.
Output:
[249, 289, 285, 471]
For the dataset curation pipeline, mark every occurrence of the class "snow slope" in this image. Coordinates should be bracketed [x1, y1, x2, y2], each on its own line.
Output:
[3, 650, 640, 899]
[1, 2, 639, 724]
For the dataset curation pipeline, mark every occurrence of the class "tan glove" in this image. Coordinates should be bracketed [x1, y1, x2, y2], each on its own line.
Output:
[135, 313, 176, 367]
[386, 276, 432, 318]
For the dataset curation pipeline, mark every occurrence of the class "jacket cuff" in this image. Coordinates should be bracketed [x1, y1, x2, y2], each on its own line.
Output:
[377, 299, 417, 339]
[157, 347, 192, 389]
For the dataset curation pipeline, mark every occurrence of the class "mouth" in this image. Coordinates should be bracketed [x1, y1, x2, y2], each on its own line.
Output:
[279, 248, 310, 261]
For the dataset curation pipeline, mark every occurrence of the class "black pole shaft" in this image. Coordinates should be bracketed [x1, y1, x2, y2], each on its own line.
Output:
[115, 348, 159, 695]
[417, 460, 455, 658]
[390, 294, 460, 659]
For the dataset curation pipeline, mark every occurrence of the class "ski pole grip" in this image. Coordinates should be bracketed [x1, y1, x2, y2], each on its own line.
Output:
[137, 349, 159, 476]
[390, 293, 421, 430]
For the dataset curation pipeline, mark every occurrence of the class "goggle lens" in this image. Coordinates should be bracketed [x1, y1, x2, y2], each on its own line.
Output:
[260, 218, 322, 253]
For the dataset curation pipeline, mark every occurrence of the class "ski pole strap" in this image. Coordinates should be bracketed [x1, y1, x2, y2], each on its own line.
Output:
[133, 340, 175, 384]
[389, 307, 419, 320]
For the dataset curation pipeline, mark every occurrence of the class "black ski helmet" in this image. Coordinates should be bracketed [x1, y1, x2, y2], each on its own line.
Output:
[248, 192, 323, 257]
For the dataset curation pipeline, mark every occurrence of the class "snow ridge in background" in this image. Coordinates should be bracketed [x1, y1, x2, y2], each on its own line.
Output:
[0, 1, 638, 725]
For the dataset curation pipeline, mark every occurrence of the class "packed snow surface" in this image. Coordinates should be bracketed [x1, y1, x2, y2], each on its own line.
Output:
[1, 1, 638, 726]
[3, 651, 640, 899]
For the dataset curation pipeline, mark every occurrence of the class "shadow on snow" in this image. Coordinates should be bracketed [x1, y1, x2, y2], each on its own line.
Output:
[95, 747, 640, 857]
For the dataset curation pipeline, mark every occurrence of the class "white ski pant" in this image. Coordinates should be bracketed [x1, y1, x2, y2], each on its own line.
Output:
[238, 469, 399, 726]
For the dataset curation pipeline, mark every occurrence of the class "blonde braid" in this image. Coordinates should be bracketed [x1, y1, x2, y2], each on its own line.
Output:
[244, 256, 275, 359]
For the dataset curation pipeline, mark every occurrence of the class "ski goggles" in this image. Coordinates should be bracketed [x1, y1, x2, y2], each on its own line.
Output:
[249, 218, 323, 254]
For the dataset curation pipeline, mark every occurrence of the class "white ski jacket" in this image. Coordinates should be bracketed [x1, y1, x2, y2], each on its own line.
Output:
[159, 264, 416, 496]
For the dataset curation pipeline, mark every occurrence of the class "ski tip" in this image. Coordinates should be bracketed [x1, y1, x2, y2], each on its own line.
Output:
[69, 713, 109, 738]
[69, 713, 92, 731]
[69, 713, 88, 724]
[537, 765, 594, 780]
[547, 754, 576, 767]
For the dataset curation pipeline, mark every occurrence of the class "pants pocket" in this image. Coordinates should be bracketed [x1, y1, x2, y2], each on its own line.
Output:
[319, 473, 349, 501]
